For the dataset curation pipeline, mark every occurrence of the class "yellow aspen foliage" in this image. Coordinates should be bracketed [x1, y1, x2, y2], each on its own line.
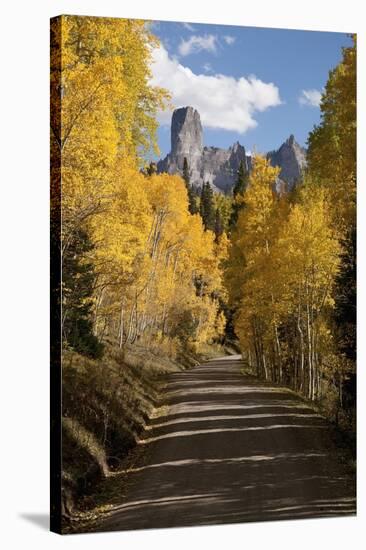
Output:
[307, 35, 356, 231]
[228, 156, 342, 399]
[225, 155, 279, 306]
[52, 15, 226, 359]
[89, 170, 226, 350]
[52, 16, 170, 254]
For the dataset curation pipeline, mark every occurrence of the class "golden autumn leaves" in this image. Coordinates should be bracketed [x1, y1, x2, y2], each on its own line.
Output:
[226, 35, 356, 402]
[90, 170, 228, 349]
[53, 13, 356, 407]
[53, 16, 227, 353]
[227, 157, 342, 399]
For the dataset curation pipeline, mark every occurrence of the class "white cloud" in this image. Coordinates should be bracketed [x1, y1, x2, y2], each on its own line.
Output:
[299, 89, 322, 107]
[182, 22, 195, 32]
[150, 44, 282, 133]
[178, 34, 217, 56]
[223, 35, 236, 45]
[203, 62, 213, 73]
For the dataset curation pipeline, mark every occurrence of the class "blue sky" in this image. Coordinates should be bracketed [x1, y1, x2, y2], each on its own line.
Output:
[149, 21, 351, 159]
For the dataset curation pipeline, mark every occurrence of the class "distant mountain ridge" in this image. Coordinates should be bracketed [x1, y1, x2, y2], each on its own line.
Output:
[157, 106, 306, 193]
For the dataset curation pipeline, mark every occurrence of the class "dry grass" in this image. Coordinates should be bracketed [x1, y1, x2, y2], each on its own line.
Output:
[61, 342, 183, 526]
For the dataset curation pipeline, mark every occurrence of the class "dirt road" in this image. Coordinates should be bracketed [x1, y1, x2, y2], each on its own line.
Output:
[97, 355, 356, 531]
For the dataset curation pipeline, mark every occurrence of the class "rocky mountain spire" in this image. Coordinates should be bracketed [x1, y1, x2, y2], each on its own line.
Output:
[267, 135, 307, 190]
[157, 107, 306, 194]
[171, 106, 203, 164]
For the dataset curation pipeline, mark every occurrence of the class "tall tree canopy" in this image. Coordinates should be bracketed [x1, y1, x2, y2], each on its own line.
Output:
[307, 35, 356, 407]
[200, 182, 216, 231]
[229, 160, 250, 228]
[182, 157, 199, 214]
[227, 157, 342, 401]
[51, 16, 226, 357]
[307, 35, 356, 229]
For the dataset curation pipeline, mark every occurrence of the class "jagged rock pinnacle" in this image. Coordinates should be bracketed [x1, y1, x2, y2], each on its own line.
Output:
[171, 107, 203, 161]
[158, 106, 248, 192]
[268, 135, 307, 191]
[157, 106, 306, 193]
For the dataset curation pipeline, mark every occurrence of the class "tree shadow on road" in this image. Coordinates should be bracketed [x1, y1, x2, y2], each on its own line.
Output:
[90, 360, 356, 533]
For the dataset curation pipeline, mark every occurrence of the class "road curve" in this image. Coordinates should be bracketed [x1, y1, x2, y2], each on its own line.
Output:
[96, 355, 356, 531]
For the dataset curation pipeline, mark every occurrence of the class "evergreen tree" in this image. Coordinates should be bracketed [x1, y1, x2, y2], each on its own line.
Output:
[200, 182, 215, 231]
[233, 160, 249, 198]
[63, 229, 104, 358]
[229, 160, 249, 228]
[146, 161, 157, 176]
[307, 36, 356, 414]
[182, 156, 199, 215]
[183, 157, 190, 187]
[214, 208, 223, 242]
[199, 183, 206, 220]
[335, 228, 356, 361]
[189, 186, 200, 215]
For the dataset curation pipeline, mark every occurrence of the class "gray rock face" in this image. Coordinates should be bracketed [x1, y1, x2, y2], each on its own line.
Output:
[159, 107, 204, 185]
[171, 106, 203, 163]
[157, 107, 306, 194]
[201, 142, 251, 193]
[267, 134, 307, 191]
[157, 107, 250, 193]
